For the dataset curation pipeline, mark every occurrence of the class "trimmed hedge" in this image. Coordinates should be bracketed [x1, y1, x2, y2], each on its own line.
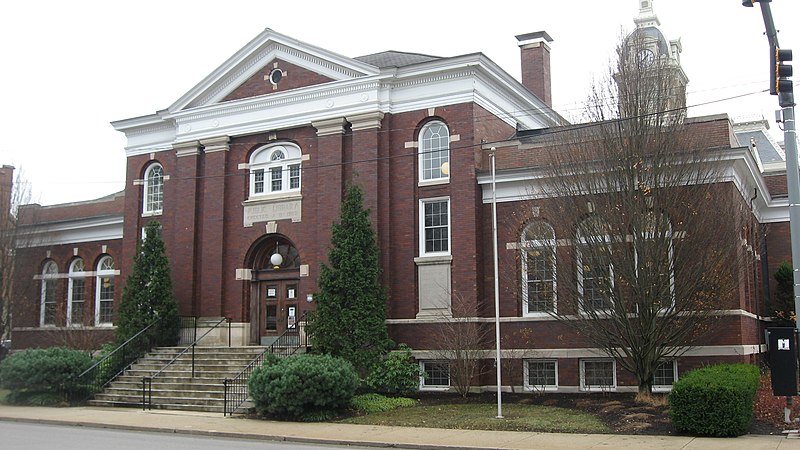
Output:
[0, 347, 93, 405]
[248, 353, 359, 419]
[668, 363, 760, 437]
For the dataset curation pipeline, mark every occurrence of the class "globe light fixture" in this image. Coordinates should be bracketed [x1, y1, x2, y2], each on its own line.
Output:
[270, 252, 283, 269]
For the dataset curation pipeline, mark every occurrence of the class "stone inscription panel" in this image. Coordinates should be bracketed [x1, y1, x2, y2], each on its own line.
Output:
[243, 199, 301, 227]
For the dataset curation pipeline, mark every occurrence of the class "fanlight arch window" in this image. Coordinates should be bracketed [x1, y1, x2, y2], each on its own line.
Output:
[40, 261, 58, 326]
[143, 163, 164, 215]
[249, 144, 302, 197]
[576, 217, 614, 312]
[521, 221, 556, 314]
[95, 256, 115, 325]
[67, 258, 87, 326]
[418, 121, 450, 183]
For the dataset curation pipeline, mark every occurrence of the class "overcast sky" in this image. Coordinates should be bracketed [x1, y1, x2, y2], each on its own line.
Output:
[1, 0, 798, 206]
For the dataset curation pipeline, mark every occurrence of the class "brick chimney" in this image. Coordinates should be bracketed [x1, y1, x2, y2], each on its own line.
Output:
[516, 31, 553, 107]
[0, 165, 14, 223]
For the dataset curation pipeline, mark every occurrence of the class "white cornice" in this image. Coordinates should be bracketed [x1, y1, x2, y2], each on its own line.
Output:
[17, 215, 124, 247]
[115, 38, 565, 157]
[477, 146, 789, 224]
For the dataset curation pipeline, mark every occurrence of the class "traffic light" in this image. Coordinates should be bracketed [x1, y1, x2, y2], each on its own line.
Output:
[770, 46, 793, 95]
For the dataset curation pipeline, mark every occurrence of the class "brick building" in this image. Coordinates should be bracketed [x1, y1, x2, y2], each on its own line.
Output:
[9, 2, 793, 393]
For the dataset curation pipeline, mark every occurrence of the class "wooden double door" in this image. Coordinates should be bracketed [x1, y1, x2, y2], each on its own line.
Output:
[260, 279, 299, 338]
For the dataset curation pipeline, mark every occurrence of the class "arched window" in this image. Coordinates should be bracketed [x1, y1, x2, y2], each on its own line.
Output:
[521, 221, 556, 314]
[634, 212, 675, 310]
[67, 258, 87, 326]
[249, 144, 302, 197]
[95, 256, 115, 325]
[40, 261, 58, 326]
[576, 217, 613, 312]
[143, 163, 164, 215]
[418, 121, 450, 183]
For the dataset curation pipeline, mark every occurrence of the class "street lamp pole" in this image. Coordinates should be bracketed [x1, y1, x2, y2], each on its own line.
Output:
[490, 147, 503, 419]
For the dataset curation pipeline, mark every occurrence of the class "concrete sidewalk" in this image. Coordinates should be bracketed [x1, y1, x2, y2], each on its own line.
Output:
[0, 404, 796, 449]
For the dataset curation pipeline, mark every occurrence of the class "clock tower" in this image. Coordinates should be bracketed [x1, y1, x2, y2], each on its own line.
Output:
[618, 0, 689, 117]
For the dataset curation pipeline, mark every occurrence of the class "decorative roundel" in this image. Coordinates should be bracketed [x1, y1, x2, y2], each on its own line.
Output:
[269, 68, 283, 85]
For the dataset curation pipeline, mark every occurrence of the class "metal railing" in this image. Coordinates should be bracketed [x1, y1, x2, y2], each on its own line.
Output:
[179, 316, 198, 345]
[223, 312, 308, 416]
[70, 318, 164, 403]
[142, 317, 231, 410]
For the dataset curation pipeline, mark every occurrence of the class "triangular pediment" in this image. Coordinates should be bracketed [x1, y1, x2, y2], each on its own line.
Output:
[170, 28, 380, 112]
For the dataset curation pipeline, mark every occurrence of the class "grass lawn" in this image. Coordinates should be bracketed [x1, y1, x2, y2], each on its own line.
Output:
[340, 403, 610, 433]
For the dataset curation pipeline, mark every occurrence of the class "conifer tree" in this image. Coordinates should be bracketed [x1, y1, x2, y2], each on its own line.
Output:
[307, 184, 391, 376]
[774, 261, 795, 324]
[115, 220, 180, 348]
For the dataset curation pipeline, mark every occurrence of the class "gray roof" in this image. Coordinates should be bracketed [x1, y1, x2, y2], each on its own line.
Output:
[628, 27, 670, 56]
[355, 51, 440, 68]
[735, 130, 785, 164]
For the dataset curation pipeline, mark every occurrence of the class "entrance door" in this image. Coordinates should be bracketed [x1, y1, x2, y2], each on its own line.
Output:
[261, 280, 298, 338]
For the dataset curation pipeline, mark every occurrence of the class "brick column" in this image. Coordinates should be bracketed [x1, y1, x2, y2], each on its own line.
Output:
[348, 112, 384, 224]
[198, 136, 230, 317]
[311, 118, 346, 266]
[172, 141, 202, 316]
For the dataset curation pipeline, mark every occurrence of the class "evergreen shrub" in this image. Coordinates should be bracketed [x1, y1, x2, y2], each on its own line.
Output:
[365, 344, 421, 396]
[248, 354, 359, 419]
[669, 363, 760, 437]
[0, 347, 93, 404]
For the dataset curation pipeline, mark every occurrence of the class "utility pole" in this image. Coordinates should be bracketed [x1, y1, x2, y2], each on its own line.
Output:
[743, 0, 798, 330]
[744, 0, 799, 425]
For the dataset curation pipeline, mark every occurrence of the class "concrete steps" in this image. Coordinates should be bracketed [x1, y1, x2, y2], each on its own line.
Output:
[89, 346, 272, 413]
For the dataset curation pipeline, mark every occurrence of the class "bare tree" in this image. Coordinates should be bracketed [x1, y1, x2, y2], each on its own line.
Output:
[430, 291, 493, 397]
[525, 37, 754, 394]
[0, 166, 34, 351]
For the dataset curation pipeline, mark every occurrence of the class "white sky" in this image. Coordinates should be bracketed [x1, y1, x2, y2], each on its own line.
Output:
[1, 0, 798, 206]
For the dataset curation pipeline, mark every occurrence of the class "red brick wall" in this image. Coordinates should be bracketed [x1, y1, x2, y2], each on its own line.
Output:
[223, 59, 334, 102]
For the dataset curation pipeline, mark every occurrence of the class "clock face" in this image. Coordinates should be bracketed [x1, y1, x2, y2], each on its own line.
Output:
[637, 49, 655, 66]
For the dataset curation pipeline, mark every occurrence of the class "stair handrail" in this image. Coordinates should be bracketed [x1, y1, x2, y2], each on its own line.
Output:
[222, 312, 308, 416]
[69, 316, 165, 402]
[142, 316, 231, 410]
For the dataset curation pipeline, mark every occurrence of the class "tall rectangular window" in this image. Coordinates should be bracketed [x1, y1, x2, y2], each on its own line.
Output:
[270, 167, 282, 192]
[289, 164, 300, 189]
[70, 278, 85, 325]
[253, 169, 265, 194]
[421, 199, 450, 255]
[43, 279, 56, 325]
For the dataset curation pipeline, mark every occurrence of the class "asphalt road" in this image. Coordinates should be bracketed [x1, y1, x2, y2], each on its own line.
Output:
[0, 420, 372, 450]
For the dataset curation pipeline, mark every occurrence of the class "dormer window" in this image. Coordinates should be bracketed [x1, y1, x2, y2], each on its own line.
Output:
[249, 144, 302, 198]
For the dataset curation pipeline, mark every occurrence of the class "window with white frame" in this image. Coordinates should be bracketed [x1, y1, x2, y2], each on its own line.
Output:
[581, 359, 616, 391]
[143, 163, 164, 215]
[95, 256, 115, 326]
[418, 121, 450, 183]
[577, 217, 613, 312]
[420, 361, 450, 389]
[420, 198, 450, 256]
[40, 261, 58, 326]
[67, 258, 87, 326]
[521, 221, 556, 314]
[525, 359, 558, 391]
[652, 360, 677, 392]
[635, 212, 675, 311]
[249, 144, 302, 198]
